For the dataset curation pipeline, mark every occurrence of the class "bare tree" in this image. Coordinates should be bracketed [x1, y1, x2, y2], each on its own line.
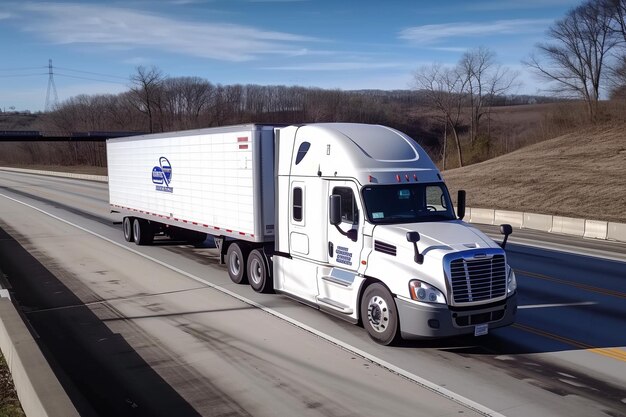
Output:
[414, 63, 467, 168]
[458, 47, 519, 143]
[525, 0, 617, 121]
[459, 47, 493, 143]
[603, 0, 626, 97]
[129, 66, 165, 133]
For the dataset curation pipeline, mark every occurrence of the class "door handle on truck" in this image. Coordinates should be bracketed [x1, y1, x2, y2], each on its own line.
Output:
[328, 242, 334, 257]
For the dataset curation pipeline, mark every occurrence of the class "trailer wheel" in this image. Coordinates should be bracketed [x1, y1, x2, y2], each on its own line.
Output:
[132, 218, 154, 246]
[360, 283, 400, 346]
[227, 243, 248, 284]
[247, 249, 271, 293]
[123, 217, 134, 242]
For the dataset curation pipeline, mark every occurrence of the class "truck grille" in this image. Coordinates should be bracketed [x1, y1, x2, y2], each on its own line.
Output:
[449, 255, 506, 303]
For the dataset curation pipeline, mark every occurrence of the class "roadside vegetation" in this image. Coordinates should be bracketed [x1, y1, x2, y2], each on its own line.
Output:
[0, 354, 25, 417]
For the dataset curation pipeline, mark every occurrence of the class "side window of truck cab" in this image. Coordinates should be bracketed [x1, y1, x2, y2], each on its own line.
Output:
[292, 186, 304, 224]
[332, 187, 359, 225]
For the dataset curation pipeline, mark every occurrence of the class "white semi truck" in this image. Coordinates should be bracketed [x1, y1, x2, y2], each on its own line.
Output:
[107, 123, 517, 345]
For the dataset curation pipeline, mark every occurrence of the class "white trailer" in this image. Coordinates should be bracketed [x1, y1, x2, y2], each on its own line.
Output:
[107, 123, 517, 345]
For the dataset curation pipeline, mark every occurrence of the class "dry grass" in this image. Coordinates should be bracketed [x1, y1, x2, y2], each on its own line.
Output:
[442, 124, 626, 223]
[0, 354, 25, 417]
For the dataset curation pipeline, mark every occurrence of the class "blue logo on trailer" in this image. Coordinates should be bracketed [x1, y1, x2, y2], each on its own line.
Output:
[152, 157, 173, 193]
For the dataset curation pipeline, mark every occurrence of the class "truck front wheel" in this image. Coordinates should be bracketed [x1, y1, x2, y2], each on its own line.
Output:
[360, 283, 400, 345]
[227, 243, 249, 284]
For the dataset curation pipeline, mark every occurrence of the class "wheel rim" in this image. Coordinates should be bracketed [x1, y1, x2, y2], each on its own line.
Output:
[249, 258, 263, 285]
[367, 295, 389, 333]
[123, 219, 131, 240]
[133, 221, 140, 241]
[229, 252, 241, 276]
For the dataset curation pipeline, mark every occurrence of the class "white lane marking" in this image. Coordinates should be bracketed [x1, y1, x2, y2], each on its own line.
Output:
[518, 302, 597, 309]
[0, 192, 506, 417]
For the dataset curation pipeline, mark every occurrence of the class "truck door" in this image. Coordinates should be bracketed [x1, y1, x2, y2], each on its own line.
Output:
[318, 181, 365, 315]
[327, 182, 363, 270]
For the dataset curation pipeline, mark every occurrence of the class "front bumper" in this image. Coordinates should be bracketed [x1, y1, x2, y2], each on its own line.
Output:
[396, 293, 517, 339]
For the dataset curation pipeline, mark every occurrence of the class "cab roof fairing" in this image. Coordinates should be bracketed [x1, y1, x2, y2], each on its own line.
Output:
[287, 123, 442, 184]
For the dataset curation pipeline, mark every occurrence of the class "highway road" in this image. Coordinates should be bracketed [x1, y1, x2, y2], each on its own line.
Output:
[0, 170, 625, 417]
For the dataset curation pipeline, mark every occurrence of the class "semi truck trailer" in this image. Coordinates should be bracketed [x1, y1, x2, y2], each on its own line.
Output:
[107, 123, 517, 345]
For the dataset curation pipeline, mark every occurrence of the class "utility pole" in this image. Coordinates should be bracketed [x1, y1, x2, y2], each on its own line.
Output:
[45, 59, 58, 112]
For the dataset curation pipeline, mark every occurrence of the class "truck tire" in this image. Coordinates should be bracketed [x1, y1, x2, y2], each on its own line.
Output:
[132, 218, 154, 246]
[227, 243, 249, 284]
[123, 217, 134, 242]
[360, 283, 400, 346]
[247, 249, 272, 293]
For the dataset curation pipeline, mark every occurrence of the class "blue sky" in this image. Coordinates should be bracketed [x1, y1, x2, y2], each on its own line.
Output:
[0, 0, 581, 112]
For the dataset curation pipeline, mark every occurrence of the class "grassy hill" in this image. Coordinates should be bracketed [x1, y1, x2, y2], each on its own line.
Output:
[441, 124, 626, 223]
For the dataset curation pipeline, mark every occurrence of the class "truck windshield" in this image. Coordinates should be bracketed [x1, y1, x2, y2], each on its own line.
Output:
[362, 183, 456, 224]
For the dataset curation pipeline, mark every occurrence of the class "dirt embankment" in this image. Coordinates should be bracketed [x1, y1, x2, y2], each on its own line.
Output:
[442, 124, 626, 223]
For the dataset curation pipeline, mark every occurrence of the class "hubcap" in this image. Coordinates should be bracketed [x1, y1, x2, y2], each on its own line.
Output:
[230, 252, 241, 275]
[367, 295, 389, 333]
[250, 258, 262, 285]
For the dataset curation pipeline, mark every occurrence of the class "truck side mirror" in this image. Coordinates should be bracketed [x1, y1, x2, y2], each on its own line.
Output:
[499, 224, 512, 249]
[457, 190, 466, 220]
[406, 231, 424, 264]
[329, 195, 341, 225]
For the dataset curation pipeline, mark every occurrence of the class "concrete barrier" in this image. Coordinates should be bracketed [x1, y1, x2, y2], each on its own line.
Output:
[494, 210, 523, 228]
[584, 220, 608, 240]
[0, 167, 107, 183]
[470, 208, 495, 225]
[0, 298, 80, 417]
[608, 222, 626, 242]
[467, 207, 626, 243]
[523, 213, 553, 232]
[550, 216, 586, 237]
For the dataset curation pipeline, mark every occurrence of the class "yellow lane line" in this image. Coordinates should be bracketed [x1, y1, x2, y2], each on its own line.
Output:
[517, 269, 626, 299]
[513, 323, 626, 362]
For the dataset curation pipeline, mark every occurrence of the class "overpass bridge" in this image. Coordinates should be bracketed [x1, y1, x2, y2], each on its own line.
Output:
[0, 131, 145, 141]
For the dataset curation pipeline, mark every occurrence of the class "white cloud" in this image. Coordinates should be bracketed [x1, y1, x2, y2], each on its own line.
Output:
[0, 12, 12, 19]
[16, 3, 319, 62]
[399, 19, 553, 45]
[467, 0, 578, 12]
[262, 62, 404, 71]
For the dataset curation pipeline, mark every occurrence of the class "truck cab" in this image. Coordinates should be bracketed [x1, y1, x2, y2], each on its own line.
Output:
[273, 123, 517, 345]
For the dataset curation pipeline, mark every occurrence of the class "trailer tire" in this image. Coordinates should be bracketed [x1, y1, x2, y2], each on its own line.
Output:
[227, 243, 248, 284]
[133, 218, 154, 246]
[360, 283, 400, 346]
[123, 217, 134, 242]
[247, 249, 271, 293]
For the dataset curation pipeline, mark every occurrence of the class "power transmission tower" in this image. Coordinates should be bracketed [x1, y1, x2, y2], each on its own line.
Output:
[45, 59, 58, 111]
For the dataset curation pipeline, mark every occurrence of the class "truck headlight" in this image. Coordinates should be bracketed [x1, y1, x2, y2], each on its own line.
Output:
[409, 280, 446, 304]
[507, 265, 517, 294]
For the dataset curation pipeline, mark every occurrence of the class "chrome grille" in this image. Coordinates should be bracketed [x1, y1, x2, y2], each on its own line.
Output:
[449, 255, 506, 303]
